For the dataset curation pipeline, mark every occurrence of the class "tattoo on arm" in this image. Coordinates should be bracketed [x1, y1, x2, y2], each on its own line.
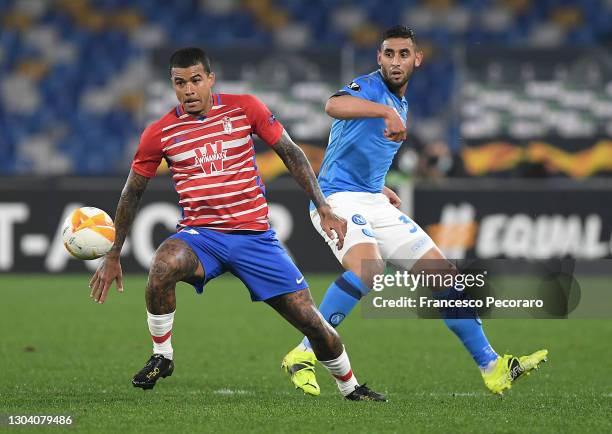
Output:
[272, 130, 327, 209]
[108, 170, 149, 257]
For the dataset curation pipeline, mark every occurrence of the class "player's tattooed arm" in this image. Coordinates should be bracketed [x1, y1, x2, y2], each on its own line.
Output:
[89, 170, 149, 303]
[107, 170, 150, 258]
[271, 130, 327, 209]
[272, 130, 347, 249]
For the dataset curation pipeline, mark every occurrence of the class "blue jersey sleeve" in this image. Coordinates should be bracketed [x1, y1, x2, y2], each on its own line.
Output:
[332, 75, 382, 102]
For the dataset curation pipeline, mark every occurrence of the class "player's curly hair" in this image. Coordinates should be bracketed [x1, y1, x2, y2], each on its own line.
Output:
[169, 47, 212, 75]
[381, 25, 417, 46]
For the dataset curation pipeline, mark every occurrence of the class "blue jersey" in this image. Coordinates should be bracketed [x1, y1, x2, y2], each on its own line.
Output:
[312, 70, 408, 210]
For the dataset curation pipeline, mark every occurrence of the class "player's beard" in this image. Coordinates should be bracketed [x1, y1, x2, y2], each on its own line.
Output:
[382, 68, 411, 93]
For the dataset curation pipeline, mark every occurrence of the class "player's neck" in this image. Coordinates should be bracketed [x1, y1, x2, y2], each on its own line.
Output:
[384, 80, 407, 99]
[197, 94, 214, 116]
[380, 71, 407, 98]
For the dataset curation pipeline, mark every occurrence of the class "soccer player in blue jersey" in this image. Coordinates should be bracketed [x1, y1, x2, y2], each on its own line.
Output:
[282, 26, 548, 396]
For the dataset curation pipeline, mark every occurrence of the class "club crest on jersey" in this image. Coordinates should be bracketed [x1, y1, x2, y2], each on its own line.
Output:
[352, 214, 367, 225]
[222, 116, 233, 134]
[194, 140, 227, 175]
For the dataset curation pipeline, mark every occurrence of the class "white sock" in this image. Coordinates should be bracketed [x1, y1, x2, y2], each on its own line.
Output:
[147, 311, 174, 360]
[318, 347, 359, 396]
[480, 357, 499, 375]
[297, 342, 314, 353]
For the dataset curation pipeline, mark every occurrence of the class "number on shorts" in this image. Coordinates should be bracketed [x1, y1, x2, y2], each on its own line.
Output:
[399, 215, 418, 233]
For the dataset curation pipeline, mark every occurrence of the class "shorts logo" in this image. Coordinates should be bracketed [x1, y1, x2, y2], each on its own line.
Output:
[411, 237, 428, 252]
[329, 312, 345, 326]
[352, 214, 367, 225]
[183, 228, 199, 235]
[348, 81, 361, 91]
[268, 114, 276, 125]
[362, 228, 375, 237]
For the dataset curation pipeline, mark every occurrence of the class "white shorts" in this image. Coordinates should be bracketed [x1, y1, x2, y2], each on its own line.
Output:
[311, 192, 435, 270]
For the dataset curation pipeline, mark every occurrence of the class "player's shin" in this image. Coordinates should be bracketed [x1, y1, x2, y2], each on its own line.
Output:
[301, 271, 370, 350]
[147, 311, 175, 360]
[433, 286, 498, 371]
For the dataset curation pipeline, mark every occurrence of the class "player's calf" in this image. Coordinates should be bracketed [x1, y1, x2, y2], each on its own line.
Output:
[268, 289, 342, 360]
[296, 244, 381, 353]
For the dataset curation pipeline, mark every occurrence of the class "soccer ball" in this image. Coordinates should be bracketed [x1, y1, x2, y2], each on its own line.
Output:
[62, 207, 115, 260]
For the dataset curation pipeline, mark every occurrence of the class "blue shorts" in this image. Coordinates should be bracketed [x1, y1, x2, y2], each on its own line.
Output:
[170, 227, 309, 301]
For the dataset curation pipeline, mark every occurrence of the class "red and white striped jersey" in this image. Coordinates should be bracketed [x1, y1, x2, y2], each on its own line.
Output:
[131, 93, 284, 231]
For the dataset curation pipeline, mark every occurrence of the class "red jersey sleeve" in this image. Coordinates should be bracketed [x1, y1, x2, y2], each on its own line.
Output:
[242, 94, 284, 146]
[131, 123, 163, 178]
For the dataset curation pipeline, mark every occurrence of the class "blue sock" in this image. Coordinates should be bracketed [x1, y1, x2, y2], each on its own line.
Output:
[302, 271, 370, 350]
[433, 286, 498, 368]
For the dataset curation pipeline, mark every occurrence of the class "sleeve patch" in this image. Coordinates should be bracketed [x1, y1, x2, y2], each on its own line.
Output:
[348, 81, 361, 91]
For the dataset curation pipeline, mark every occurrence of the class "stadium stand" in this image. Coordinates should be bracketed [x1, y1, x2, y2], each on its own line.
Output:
[1, 0, 612, 175]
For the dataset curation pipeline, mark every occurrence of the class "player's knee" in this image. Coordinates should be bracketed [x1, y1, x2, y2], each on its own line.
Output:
[357, 260, 385, 289]
[149, 238, 200, 287]
[148, 253, 182, 289]
[413, 249, 457, 275]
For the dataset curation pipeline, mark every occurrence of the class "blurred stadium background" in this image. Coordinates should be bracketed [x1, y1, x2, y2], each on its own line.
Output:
[2, 0, 612, 273]
[2, 2, 612, 431]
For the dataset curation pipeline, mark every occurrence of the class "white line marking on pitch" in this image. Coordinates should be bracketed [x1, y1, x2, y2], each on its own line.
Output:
[213, 388, 252, 395]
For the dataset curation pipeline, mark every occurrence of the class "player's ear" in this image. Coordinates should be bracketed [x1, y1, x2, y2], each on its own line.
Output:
[415, 48, 423, 68]
[377, 49, 382, 67]
[207, 71, 216, 87]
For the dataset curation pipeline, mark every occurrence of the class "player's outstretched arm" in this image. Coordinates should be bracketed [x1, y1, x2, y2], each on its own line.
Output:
[271, 130, 347, 249]
[326, 95, 406, 142]
[89, 170, 150, 304]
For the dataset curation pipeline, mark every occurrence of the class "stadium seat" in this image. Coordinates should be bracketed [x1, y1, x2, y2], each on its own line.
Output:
[2, 0, 612, 173]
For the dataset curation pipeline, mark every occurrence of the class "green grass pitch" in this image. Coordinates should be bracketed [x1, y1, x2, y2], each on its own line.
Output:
[1, 274, 611, 433]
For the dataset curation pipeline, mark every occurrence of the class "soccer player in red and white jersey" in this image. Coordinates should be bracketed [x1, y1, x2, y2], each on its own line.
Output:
[88, 47, 385, 401]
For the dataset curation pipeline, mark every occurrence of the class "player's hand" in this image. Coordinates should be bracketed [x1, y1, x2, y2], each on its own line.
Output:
[383, 107, 407, 142]
[89, 253, 124, 304]
[382, 185, 401, 208]
[318, 204, 347, 250]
